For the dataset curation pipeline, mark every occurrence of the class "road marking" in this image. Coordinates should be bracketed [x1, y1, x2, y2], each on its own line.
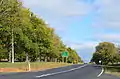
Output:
[34, 64, 77, 72]
[36, 64, 87, 78]
[97, 67, 104, 77]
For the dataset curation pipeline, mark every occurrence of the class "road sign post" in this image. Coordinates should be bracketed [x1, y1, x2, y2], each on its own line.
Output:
[61, 51, 69, 63]
[66, 57, 68, 63]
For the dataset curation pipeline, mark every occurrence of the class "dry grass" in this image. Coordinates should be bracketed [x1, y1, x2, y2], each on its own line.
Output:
[104, 65, 120, 77]
[0, 62, 71, 72]
[106, 71, 120, 77]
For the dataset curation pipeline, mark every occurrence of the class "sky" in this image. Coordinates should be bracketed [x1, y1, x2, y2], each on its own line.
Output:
[23, 0, 120, 62]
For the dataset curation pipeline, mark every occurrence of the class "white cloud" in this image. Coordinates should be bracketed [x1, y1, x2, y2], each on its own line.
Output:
[22, 0, 120, 62]
[22, 0, 94, 34]
[93, 0, 120, 29]
[23, 0, 120, 29]
[23, 0, 92, 16]
[96, 33, 120, 42]
[64, 41, 98, 50]
[64, 41, 98, 62]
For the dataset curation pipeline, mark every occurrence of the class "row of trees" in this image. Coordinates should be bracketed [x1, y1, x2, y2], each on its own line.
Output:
[0, 0, 83, 63]
[91, 42, 120, 65]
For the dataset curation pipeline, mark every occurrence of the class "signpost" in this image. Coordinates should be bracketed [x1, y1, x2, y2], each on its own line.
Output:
[61, 51, 69, 63]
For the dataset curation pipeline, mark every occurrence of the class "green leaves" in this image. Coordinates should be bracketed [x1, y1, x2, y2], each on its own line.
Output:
[0, 0, 82, 63]
[91, 42, 117, 65]
[67, 47, 83, 63]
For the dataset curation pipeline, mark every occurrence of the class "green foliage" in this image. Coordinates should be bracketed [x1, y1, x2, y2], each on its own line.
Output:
[67, 47, 83, 63]
[91, 42, 117, 65]
[0, 0, 82, 63]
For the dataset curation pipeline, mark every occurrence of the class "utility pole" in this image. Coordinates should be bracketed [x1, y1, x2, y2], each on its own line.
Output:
[12, 29, 14, 63]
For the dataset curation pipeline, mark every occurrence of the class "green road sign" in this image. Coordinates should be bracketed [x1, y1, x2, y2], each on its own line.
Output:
[62, 51, 69, 57]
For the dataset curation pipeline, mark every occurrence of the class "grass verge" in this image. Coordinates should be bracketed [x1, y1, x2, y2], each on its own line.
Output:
[0, 62, 72, 72]
[104, 65, 120, 77]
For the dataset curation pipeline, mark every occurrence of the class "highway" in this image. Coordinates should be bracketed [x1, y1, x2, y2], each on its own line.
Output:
[0, 64, 119, 79]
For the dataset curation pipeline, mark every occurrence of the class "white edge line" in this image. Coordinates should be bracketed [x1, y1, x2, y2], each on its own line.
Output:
[97, 67, 104, 77]
[36, 64, 87, 78]
[33, 64, 78, 72]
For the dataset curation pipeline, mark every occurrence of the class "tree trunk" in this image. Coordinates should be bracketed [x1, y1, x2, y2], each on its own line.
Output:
[39, 55, 41, 62]
[45, 56, 47, 62]
[26, 52, 29, 62]
[47, 57, 50, 62]
[36, 57, 40, 62]
[52, 58, 54, 62]
[53, 58, 55, 62]
[51, 58, 53, 62]
[11, 29, 14, 63]
[8, 51, 11, 62]
[55, 58, 57, 62]
[50, 57, 51, 62]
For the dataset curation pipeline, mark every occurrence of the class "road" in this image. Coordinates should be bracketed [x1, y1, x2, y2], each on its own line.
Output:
[0, 64, 119, 79]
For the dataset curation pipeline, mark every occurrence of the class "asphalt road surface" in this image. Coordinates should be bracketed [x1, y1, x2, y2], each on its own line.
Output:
[0, 64, 119, 79]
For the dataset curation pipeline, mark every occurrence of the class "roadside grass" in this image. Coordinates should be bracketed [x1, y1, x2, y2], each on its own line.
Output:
[104, 65, 120, 77]
[0, 62, 72, 72]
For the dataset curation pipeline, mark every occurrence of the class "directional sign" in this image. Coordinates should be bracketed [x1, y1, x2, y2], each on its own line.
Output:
[62, 51, 69, 57]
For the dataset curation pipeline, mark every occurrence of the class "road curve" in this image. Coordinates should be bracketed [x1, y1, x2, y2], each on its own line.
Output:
[0, 64, 119, 79]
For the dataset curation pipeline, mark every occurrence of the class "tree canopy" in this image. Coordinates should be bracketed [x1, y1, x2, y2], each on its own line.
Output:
[91, 42, 119, 65]
[0, 0, 83, 63]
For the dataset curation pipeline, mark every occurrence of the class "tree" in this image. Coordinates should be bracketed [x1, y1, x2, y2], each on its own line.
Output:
[91, 52, 102, 64]
[67, 47, 83, 63]
[0, 0, 23, 63]
[0, 0, 83, 63]
[91, 42, 117, 65]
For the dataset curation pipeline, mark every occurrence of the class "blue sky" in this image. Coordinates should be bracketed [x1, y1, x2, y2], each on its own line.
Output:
[23, 0, 120, 62]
